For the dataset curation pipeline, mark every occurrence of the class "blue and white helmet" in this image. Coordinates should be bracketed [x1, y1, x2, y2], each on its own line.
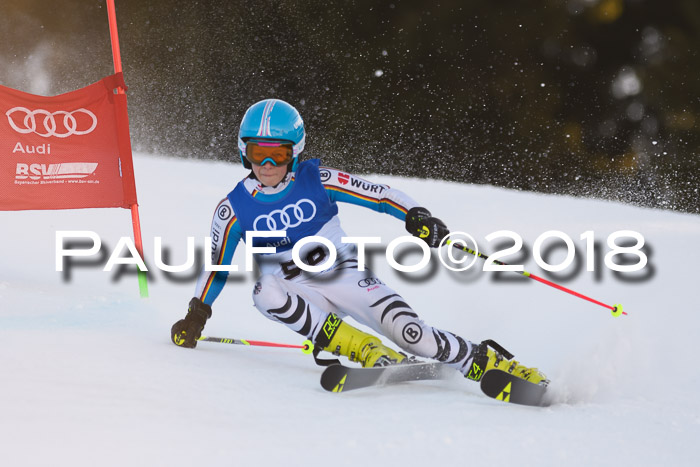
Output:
[237, 99, 306, 171]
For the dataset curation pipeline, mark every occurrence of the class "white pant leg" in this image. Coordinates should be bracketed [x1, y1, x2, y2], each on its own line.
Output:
[252, 274, 344, 340]
[302, 267, 475, 373]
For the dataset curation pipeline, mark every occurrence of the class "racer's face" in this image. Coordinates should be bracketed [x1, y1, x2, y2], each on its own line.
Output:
[252, 160, 287, 187]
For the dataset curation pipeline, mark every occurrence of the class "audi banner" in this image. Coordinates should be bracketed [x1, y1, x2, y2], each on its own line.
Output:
[0, 73, 138, 210]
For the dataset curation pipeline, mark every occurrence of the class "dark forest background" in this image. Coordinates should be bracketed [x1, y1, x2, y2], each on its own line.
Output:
[1, 0, 698, 213]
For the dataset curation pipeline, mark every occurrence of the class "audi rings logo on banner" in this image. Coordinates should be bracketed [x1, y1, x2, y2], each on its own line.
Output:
[5, 107, 98, 138]
[253, 198, 317, 231]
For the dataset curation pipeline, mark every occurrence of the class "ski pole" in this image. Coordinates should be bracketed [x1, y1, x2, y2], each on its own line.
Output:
[446, 240, 626, 317]
[198, 336, 315, 354]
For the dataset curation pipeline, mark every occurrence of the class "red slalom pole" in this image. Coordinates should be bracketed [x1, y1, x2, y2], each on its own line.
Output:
[198, 336, 315, 354]
[448, 241, 626, 317]
[106, 0, 124, 79]
[526, 271, 626, 316]
[106, 0, 148, 297]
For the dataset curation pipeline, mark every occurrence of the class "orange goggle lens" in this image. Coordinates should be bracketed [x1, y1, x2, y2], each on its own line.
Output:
[245, 141, 294, 166]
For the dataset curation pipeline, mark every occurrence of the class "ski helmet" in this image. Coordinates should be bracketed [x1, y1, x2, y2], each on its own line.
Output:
[238, 99, 305, 171]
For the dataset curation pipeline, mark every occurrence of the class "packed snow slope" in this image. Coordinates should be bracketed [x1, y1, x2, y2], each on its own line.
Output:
[1, 154, 698, 466]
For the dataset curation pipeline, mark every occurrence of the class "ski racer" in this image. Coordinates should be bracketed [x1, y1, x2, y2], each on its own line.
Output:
[171, 98, 546, 385]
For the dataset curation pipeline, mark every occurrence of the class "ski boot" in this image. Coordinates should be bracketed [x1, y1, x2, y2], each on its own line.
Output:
[315, 314, 406, 367]
[466, 339, 548, 385]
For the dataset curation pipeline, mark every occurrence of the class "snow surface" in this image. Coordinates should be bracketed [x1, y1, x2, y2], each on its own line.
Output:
[1, 154, 699, 466]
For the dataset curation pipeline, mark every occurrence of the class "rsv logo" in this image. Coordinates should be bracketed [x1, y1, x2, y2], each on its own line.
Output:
[16, 162, 98, 181]
[253, 198, 317, 231]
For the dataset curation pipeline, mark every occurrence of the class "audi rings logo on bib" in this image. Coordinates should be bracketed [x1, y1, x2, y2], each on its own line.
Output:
[253, 199, 317, 231]
[6, 107, 98, 138]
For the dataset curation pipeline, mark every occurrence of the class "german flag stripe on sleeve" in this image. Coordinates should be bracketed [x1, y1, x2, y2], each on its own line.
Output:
[325, 185, 409, 215]
[200, 215, 238, 301]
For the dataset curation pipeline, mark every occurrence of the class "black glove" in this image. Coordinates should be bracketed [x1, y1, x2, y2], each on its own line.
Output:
[405, 206, 450, 248]
[171, 297, 212, 348]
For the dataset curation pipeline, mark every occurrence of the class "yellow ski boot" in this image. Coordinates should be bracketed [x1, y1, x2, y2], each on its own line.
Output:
[316, 314, 405, 367]
[466, 339, 547, 385]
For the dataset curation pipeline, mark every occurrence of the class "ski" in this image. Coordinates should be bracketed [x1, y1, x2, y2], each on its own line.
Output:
[320, 363, 550, 407]
[320, 362, 452, 392]
[479, 370, 549, 407]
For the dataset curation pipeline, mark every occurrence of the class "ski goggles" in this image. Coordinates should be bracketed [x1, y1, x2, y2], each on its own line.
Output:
[245, 140, 294, 166]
